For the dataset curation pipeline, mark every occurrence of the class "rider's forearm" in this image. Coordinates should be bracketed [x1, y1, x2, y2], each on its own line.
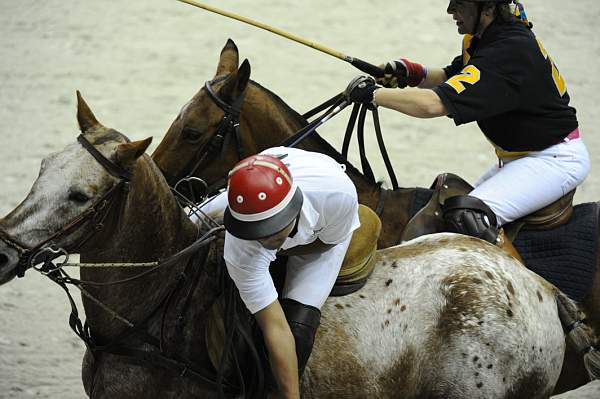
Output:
[419, 68, 448, 89]
[256, 303, 300, 399]
[374, 88, 448, 118]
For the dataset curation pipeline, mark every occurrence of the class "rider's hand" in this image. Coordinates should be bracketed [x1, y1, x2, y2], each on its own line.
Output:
[377, 59, 427, 88]
[345, 76, 378, 107]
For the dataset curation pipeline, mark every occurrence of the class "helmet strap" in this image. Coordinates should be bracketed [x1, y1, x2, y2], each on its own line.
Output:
[473, 2, 485, 36]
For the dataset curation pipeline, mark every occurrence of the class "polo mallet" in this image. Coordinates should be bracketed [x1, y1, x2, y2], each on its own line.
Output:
[175, 0, 384, 78]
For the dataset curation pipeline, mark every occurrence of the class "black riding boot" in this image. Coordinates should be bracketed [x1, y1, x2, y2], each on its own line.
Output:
[280, 298, 321, 376]
[442, 195, 500, 244]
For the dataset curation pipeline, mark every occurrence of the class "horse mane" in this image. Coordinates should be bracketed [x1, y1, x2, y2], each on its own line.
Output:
[248, 81, 375, 184]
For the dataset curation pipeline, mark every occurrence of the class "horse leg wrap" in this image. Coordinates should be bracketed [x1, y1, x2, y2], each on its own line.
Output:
[442, 195, 500, 244]
[280, 298, 321, 376]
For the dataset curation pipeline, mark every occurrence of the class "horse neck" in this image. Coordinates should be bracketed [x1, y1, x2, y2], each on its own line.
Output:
[239, 82, 306, 155]
[79, 155, 218, 339]
[89, 155, 195, 259]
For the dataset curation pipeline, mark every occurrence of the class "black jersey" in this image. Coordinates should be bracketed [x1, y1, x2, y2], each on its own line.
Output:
[433, 19, 578, 152]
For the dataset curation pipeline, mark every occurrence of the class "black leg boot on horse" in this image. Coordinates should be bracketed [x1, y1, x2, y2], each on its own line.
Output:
[443, 195, 524, 263]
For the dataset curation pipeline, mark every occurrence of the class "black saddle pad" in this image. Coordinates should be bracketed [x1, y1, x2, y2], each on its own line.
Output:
[513, 202, 599, 302]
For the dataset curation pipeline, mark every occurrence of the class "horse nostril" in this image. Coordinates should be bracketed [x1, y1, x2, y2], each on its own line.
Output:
[0, 253, 9, 267]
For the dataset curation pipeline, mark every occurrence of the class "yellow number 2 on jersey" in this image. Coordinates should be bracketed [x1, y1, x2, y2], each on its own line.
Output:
[536, 38, 567, 96]
[445, 65, 481, 94]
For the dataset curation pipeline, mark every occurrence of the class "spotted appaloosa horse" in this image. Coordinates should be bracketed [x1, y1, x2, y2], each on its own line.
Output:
[0, 94, 596, 398]
[152, 39, 600, 394]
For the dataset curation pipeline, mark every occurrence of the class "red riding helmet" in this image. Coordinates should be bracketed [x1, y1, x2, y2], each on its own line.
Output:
[224, 154, 303, 240]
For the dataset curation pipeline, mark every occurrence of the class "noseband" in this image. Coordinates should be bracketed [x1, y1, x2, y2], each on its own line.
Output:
[0, 134, 131, 277]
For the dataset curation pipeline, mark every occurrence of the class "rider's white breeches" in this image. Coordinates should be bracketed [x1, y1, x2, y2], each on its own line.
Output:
[470, 137, 590, 226]
[282, 235, 351, 309]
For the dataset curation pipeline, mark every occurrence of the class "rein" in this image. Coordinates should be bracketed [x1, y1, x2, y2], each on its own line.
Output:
[36, 228, 241, 395]
[168, 72, 400, 217]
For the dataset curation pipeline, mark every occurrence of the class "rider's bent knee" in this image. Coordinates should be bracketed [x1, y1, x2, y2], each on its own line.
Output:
[442, 195, 500, 244]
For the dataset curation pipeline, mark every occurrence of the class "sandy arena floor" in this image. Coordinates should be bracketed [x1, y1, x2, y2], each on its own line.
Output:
[0, 0, 599, 397]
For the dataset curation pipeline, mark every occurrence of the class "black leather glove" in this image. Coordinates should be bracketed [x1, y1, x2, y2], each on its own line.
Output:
[379, 59, 427, 88]
[345, 76, 378, 106]
[382, 61, 408, 88]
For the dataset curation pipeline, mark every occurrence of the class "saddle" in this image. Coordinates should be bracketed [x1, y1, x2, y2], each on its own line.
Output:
[402, 173, 576, 241]
[403, 173, 599, 302]
[331, 204, 381, 296]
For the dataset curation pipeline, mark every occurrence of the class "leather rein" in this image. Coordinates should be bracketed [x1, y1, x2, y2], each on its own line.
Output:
[173, 74, 399, 210]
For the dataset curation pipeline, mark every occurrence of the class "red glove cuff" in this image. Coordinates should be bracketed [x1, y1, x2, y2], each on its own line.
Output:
[400, 58, 427, 87]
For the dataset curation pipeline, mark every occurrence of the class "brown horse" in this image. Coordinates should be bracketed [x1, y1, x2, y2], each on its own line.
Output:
[152, 40, 600, 394]
[2, 93, 599, 398]
[153, 39, 415, 250]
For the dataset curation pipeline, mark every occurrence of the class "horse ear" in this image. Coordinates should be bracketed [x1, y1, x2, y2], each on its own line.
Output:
[219, 59, 251, 102]
[115, 137, 153, 170]
[76, 91, 102, 133]
[237, 59, 251, 91]
[215, 38, 239, 78]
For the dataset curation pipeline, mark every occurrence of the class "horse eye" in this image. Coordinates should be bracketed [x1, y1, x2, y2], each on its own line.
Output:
[181, 127, 204, 143]
[68, 191, 90, 204]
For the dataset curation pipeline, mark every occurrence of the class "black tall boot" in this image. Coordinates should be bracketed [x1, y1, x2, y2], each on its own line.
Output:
[280, 298, 321, 376]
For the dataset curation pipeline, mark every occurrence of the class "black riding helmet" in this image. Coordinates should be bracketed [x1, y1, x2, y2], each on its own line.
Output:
[448, 0, 517, 35]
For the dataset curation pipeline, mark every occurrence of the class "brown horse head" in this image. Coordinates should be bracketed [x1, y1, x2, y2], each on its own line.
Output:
[154, 40, 250, 188]
[152, 39, 307, 194]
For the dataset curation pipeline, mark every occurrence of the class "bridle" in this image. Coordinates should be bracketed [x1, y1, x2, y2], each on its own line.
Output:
[0, 134, 131, 278]
[164, 73, 399, 230]
[169, 75, 248, 196]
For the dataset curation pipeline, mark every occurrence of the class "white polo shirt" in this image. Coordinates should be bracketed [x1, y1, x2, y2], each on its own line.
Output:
[218, 147, 360, 314]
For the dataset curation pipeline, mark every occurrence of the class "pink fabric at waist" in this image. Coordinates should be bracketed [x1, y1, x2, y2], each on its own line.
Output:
[562, 128, 580, 142]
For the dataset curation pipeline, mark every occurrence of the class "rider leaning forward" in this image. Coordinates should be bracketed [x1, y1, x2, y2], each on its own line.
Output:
[346, 0, 590, 243]
[199, 147, 359, 398]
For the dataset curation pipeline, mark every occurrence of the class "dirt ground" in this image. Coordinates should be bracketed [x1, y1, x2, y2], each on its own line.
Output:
[0, 0, 599, 397]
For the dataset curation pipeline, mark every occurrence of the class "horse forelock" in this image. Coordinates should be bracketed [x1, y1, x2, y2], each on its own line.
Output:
[84, 128, 130, 146]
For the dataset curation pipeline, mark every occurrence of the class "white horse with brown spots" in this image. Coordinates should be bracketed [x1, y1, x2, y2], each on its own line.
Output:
[0, 94, 597, 398]
[310, 235, 580, 398]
